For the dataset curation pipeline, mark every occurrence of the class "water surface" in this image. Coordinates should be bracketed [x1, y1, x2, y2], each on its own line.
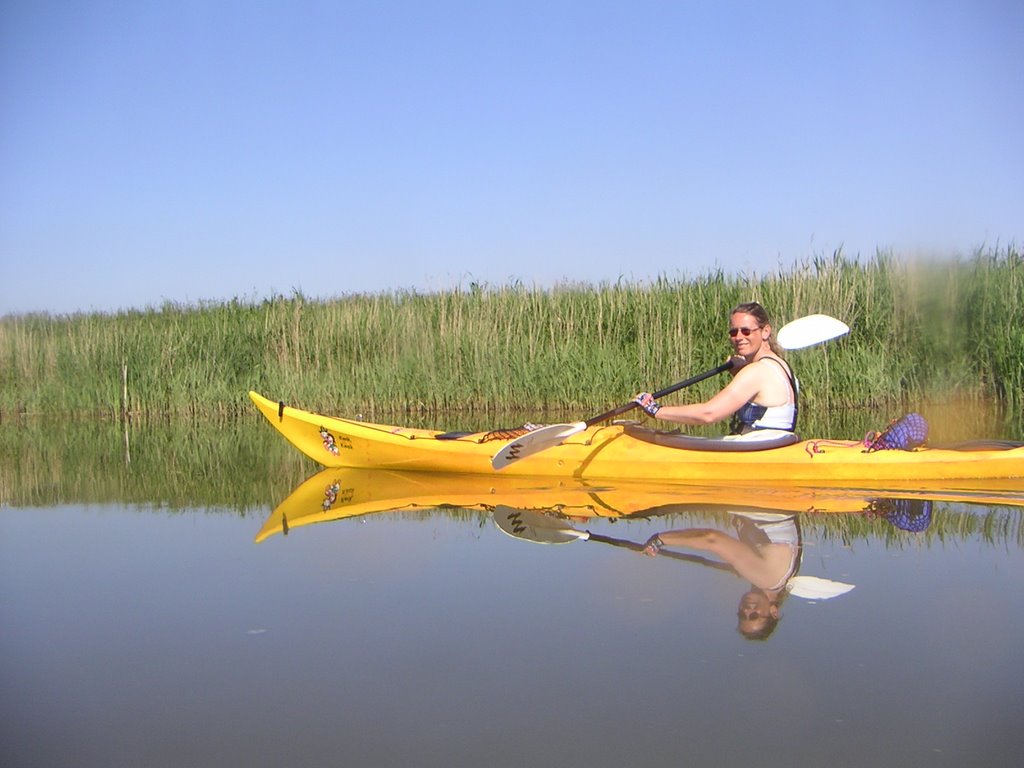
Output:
[2, 418, 1023, 767]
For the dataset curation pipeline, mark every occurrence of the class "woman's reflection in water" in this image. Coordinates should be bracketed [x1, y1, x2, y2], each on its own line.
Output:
[638, 499, 931, 640]
[642, 512, 801, 640]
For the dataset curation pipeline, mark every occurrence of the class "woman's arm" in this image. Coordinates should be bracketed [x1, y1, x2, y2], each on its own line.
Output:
[648, 365, 763, 425]
[644, 528, 782, 587]
[645, 529, 753, 564]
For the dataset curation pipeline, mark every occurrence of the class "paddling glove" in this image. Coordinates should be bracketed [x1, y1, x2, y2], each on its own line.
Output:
[635, 393, 661, 417]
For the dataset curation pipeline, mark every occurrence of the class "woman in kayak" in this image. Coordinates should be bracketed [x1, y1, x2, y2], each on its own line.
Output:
[634, 301, 798, 434]
[642, 512, 803, 640]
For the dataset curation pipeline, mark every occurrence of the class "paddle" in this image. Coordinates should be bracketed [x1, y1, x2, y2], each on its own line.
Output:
[492, 505, 732, 569]
[492, 506, 855, 599]
[491, 313, 850, 470]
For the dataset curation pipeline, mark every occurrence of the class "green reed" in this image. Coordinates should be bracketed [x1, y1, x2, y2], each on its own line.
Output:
[2, 247, 1022, 425]
[0, 415, 310, 512]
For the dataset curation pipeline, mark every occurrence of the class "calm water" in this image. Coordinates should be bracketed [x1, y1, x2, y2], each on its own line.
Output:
[2, 418, 1024, 767]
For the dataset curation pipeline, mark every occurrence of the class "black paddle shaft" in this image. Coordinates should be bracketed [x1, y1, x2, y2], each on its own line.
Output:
[585, 531, 734, 572]
[583, 361, 734, 428]
[585, 532, 645, 551]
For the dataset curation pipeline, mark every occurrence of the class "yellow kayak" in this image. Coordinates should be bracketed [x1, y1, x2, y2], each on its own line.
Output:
[250, 391, 1024, 482]
[255, 466, 1024, 542]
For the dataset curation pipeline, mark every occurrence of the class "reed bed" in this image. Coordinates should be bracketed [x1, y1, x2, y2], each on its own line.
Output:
[1, 248, 1022, 425]
[0, 416, 311, 512]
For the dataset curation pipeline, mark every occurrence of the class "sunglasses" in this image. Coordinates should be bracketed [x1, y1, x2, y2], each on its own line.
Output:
[728, 326, 761, 338]
[737, 609, 767, 620]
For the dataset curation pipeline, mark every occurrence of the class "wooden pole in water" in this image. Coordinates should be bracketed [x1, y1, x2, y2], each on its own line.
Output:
[120, 361, 129, 421]
[121, 360, 131, 465]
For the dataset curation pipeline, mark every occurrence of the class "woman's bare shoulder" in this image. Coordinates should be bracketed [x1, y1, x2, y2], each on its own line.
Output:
[758, 355, 792, 375]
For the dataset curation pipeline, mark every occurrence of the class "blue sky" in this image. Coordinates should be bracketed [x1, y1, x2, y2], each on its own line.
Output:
[2, 1, 1021, 315]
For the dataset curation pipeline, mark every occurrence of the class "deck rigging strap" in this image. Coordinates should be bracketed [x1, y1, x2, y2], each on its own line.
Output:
[480, 427, 532, 442]
[435, 426, 533, 442]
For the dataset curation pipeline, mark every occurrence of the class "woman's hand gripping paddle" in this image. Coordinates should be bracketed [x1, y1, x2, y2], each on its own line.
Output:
[491, 313, 850, 470]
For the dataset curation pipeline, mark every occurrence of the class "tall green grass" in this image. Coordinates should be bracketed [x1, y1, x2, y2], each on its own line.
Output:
[2, 248, 1022, 423]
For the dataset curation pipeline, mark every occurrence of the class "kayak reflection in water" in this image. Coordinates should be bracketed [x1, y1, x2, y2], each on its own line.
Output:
[633, 302, 799, 436]
[642, 512, 803, 641]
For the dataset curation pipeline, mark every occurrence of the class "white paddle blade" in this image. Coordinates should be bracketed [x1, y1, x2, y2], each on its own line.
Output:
[777, 314, 850, 350]
[785, 575, 856, 600]
[492, 506, 587, 545]
[491, 422, 586, 470]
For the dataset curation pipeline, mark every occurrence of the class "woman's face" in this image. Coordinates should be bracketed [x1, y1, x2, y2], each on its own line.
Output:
[737, 590, 779, 635]
[728, 312, 769, 357]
